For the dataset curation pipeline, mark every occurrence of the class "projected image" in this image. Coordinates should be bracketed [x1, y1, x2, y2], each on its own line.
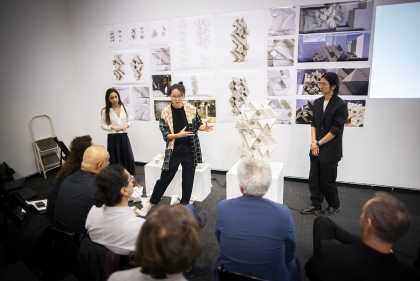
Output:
[299, 1, 374, 34]
[296, 99, 314, 124]
[296, 69, 335, 95]
[269, 98, 293, 124]
[345, 99, 366, 127]
[337, 68, 370, 96]
[298, 31, 371, 62]
[154, 101, 171, 121]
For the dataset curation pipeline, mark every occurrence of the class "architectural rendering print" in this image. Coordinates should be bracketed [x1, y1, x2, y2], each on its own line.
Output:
[296, 99, 315, 124]
[112, 54, 125, 80]
[268, 7, 296, 36]
[345, 100, 365, 127]
[299, 1, 374, 34]
[267, 70, 293, 96]
[269, 98, 292, 124]
[267, 39, 294, 66]
[150, 47, 171, 71]
[152, 75, 172, 97]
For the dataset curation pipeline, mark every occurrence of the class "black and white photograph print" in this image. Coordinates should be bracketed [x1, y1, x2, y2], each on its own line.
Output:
[298, 31, 371, 62]
[186, 100, 217, 123]
[154, 101, 171, 121]
[267, 39, 295, 66]
[150, 47, 171, 71]
[267, 7, 296, 36]
[344, 99, 366, 127]
[267, 69, 293, 96]
[152, 74, 172, 97]
[299, 1, 374, 34]
[295, 99, 315, 124]
[268, 98, 293, 124]
[337, 68, 370, 96]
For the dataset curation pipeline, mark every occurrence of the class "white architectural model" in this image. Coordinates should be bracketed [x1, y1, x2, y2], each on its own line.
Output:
[191, 76, 198, 95]
[229, 77, 249, 115]
[130, 55, 144, 80]
[112, 54, 125, 80]
[231, 17, 249, 62]
[236, 100, 278, 161]
[267, 39, 294, 66]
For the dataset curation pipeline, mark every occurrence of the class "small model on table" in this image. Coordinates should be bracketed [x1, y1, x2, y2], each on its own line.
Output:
[140, 82, 213, 216]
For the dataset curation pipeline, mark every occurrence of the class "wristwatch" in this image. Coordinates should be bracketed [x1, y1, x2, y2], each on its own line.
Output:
[316, 141, 321, 147]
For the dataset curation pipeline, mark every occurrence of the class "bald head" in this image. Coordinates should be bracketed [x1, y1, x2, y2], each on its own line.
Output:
[81, 145, 110, 174]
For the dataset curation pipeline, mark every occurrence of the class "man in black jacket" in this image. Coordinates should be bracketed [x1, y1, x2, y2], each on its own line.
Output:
[305, 192, 420, 281]
[300, 72, 348, 216]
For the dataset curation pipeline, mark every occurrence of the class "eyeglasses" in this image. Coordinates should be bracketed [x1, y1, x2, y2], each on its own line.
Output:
[171, 95, 184, 99]
[318, 82, 328, 87]
[131, 175, 134, 182]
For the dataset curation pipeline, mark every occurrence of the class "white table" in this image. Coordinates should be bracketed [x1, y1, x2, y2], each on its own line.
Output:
[144, 162, 212, 202]
[226, 161, 284, 203]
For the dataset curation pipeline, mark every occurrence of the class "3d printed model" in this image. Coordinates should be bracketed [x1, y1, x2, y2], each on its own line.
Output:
[296, 100, 314, 124]
[229, 77, 249, 115]
[267, 70, 292, 96]
[130, 55, 144, 80]
[231, 18, 249, 62]
[195, 17, 211, 48]
[191, 76, 198, 95]
[269, 99, 292, 124]
[150, 48, 171, 71]
[267, 39, 294, 66]
[346, 101, 365, 127]
[268, 7, 296, 36]
[235, 99, 278, 161]
[112, 54, 125, 80]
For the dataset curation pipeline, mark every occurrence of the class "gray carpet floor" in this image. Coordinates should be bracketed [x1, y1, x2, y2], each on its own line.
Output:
[1, 164, 419, 281]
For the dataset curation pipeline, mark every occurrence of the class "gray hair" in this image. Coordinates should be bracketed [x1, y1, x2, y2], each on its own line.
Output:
[237, 159, 272, 197]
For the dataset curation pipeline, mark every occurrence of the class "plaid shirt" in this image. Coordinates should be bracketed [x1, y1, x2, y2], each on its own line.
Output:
[159, 103, 203, 171]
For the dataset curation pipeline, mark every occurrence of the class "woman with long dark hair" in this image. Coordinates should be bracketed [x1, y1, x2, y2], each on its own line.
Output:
[100, 88, 140, 187]
[47, 135, 93, 223]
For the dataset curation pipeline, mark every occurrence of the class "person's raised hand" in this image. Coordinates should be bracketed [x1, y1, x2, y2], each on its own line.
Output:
[178, 126, 194, 138]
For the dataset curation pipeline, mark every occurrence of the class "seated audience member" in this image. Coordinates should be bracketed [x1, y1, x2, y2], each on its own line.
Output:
[86, 164, 145, 255]
[214, 159, 300, 281]
[107, 204, 201, 281]
[305, 192, 420, 281]
[47, 135, 93, 223]
[54, 145, 109, 234]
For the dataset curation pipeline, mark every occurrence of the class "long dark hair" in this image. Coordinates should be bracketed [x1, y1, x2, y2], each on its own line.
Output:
[55, 135, 92, 181]
[321, 72, 340, 95]
[102, 88, 128, 125]
[94, 164, 129, 207]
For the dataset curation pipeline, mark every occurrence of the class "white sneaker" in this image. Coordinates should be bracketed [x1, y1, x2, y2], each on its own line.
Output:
[139, 202, 153, 216]
[189, 195, 196, 204]
[170, 194, 181, 205]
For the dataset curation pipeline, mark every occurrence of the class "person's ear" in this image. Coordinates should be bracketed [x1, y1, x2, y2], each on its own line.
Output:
[97, 161, 103, 170]
[120, 187, 127, 196]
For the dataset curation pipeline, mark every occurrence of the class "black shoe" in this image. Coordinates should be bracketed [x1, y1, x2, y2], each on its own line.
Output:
[322, 206, 340, 216]
[300, 205, 322, 214]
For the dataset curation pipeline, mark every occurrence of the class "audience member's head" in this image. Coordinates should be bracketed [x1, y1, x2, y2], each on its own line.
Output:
[94, 164, 132, 207]
[81, 145, 109, 174]
[55, 135, 93, 181]
[133, 204, 201, 279]
[360, 192, 410, 244]
[237, 159, 272, 197]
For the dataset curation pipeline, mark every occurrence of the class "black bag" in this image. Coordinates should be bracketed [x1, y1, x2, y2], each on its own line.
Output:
[0, 162, 16, 182]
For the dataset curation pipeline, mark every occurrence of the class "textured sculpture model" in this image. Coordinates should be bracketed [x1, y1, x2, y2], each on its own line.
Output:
[112, 54, 125, 80]
[130, 55, 144, 80]
[236, 100, 278, 161]
[191, 76, 198, 95]
[231, 17, 249, 62]
[229, 77, 249, 115]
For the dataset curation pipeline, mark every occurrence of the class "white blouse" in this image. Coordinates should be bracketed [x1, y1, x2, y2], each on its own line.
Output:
[100, 106, 133, 134]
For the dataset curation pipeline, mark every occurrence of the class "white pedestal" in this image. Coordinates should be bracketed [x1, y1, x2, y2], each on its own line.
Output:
[144, 162, 212, 202]
[226, 161, 284, 203]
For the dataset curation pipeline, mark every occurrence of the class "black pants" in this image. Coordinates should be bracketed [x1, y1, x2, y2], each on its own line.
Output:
[305, 216, 361, 280]
[150, 154, 195, 205]
[309, 156, 340, 208]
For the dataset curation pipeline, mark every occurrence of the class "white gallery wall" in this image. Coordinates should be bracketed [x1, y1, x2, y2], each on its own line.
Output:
[1, 0, 419, 190]
[0, 0, 83, 178]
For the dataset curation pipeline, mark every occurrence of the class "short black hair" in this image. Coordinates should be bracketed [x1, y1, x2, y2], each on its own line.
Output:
[94, 164, 128, 207]
[168, 81, 185, 96]
[321, 72, 340, 95]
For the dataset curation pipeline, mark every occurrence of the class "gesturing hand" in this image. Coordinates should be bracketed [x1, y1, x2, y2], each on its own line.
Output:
[178, 126, 194, 138]
[204, 123, 214, 132]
